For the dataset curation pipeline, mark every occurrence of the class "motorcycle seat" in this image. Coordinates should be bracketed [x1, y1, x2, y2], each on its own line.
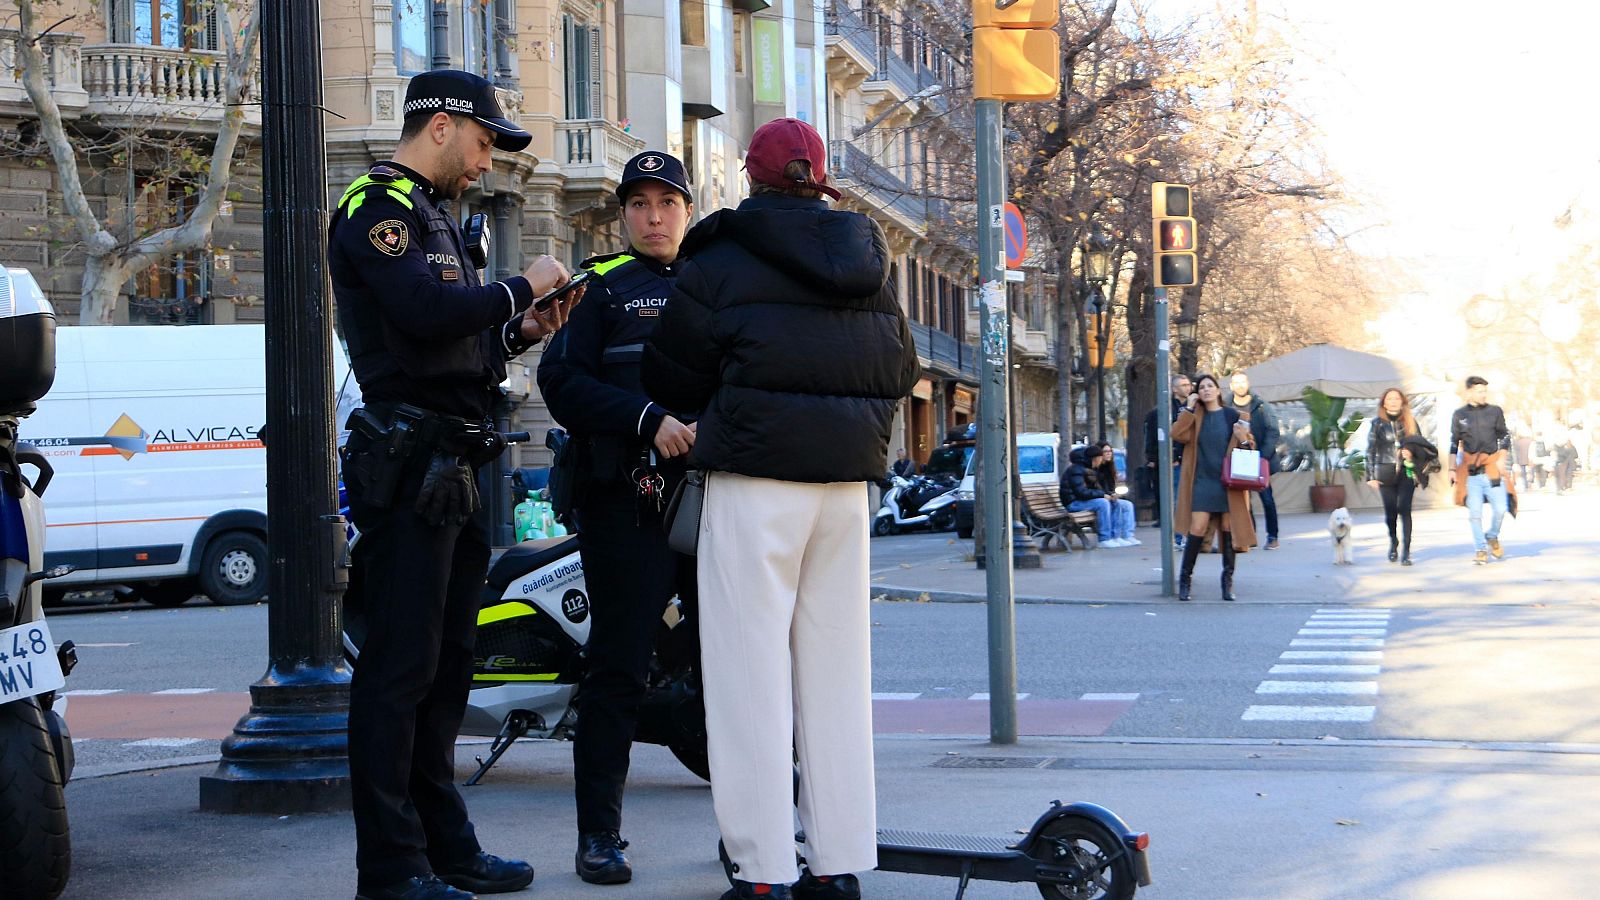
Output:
[485, 535, 580, 594]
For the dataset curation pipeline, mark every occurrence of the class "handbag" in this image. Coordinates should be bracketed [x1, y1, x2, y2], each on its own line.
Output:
[1221, 447, 1269, 492]
[663, 469, 706, 555]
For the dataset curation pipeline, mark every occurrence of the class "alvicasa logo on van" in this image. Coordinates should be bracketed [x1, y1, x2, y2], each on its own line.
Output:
[32, 414, 263, 461]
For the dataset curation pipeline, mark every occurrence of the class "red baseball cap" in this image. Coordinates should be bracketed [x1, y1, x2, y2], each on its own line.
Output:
[744, 118, 841, 200]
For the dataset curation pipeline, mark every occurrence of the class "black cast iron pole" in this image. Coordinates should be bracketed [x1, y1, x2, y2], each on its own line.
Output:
[200, 0, 352, 813]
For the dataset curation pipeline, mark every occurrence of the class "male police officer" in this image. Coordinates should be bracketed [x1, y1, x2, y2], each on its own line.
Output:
[536, 151, 698, 885]
[330, 69, 584, 900]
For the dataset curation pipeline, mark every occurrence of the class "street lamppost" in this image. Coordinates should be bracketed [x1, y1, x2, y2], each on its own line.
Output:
[1174, 313, 1198, 377]
[1083, 226, 1112, 441]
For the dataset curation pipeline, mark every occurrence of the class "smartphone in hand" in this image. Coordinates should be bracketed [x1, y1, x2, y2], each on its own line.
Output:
[532, 270, 594, 312]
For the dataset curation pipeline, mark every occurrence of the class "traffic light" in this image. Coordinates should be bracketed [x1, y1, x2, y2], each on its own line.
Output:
[1151, 182, 1198, 288]
[973, 0, 1061, 101]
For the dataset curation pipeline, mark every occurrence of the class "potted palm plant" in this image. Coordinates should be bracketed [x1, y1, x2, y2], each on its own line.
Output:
[1303, 386, 1366, 512]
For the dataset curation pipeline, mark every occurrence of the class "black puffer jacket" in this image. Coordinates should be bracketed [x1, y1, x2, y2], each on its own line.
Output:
[1059, 447, 1108, 506]
[641, 194, 920, 483]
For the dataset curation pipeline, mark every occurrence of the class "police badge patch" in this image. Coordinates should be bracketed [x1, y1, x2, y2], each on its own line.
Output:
[369, 219, 409, 256]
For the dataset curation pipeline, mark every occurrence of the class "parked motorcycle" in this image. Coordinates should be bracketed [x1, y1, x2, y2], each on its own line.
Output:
[338, 431, 706, 785]
[1, 277, 78, 900]
[873, 473, 958, 536]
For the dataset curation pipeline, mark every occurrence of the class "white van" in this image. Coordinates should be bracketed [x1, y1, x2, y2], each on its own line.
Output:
[952, 432, 1061, 539]
[25, 324, 338, 606]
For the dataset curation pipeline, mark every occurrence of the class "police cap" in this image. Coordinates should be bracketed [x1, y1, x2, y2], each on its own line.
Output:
[403, 70, 532, 153]
[617, 152, 692, 204]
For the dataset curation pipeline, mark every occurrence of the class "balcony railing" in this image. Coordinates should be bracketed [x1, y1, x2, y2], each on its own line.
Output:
[557, 118, 644, 186]
[911, 321, 979, 380]
[80, 45, 259, 125]
[825, 0, 878, 65]
[829, 139, 928, 228]
[0, 31, 87, 107]
[867, 44, 919, 98]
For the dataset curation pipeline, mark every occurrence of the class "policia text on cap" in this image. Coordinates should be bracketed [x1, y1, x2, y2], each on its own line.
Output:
[328, 69, 585, 900]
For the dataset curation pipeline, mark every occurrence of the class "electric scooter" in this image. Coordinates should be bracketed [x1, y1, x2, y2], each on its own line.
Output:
[873, 473, 958, 535]
[1, 276, 79, 900]
[338, 431, 706, 786]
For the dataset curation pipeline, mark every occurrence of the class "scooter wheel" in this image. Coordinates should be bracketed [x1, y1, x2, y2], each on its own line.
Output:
[930, 507, 957, 532]
[0, 698, 71, 899]
[871, 517, 894, 537]
[1033, 816, 1136, 900]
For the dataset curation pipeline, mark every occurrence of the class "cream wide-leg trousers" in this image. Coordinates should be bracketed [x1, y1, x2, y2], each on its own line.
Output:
[696, 472, 878, 884]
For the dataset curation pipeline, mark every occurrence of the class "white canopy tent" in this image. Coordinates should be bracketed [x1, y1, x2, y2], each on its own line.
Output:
[1241, 343, 1446, 402]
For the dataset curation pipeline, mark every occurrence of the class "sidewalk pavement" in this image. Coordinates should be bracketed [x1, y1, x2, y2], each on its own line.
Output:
[53, 486, 1600, 899]
[867, 488, 1600, 608]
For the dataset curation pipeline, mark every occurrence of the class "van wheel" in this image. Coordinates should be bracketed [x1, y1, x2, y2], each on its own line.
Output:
[199, 532, 268, 606]
[139, 579, 198, 609]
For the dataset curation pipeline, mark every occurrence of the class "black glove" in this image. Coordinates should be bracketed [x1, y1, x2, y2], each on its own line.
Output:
[415, 452, 479, 526]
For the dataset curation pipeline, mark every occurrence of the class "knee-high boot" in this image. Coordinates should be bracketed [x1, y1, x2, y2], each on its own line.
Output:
[1177, 537, 1203, 602]
[1400, 514, 1413, 566]
[1220, 531, 1238, 601]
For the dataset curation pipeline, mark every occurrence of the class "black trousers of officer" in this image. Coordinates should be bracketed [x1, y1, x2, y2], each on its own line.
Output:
[572, 478, 693, 835]
[346, 445, 489, 887]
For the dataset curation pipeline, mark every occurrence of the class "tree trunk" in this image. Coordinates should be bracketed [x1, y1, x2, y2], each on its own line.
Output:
[1124, 267, 1155, 506]
[79, 257, 133, 326]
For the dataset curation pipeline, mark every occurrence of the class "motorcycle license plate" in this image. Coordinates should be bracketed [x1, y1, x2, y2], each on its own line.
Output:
[0, 621, 66, 703]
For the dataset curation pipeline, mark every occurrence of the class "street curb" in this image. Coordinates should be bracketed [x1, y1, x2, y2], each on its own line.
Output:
[871, 585, 1107, 605]
[72, 754, 221, 781]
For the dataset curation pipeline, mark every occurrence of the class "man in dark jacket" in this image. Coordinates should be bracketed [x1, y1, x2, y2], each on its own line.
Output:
[1144, 374, 1191, 546]
[642, 117, 919, 900]
[1059, 446, 1117, 546]
[536, 150, 697, 885]
[1228, 372, 1280, 548]
[1451, 375, 1511, 563]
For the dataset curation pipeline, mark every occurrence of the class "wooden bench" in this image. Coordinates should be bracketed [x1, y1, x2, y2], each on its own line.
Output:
[1019, 485, 1099, 551]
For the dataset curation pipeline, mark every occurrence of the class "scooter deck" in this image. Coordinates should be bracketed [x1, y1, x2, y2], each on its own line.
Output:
[875, 828, 1017, 859]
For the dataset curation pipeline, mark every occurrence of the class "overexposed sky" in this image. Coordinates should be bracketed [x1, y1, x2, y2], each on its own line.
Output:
[1250, 0, 1600, 299]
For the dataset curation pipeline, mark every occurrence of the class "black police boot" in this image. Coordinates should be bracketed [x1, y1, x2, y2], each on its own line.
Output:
[1388, 534, 1399, 563]
[720, 881, 794, 900]
[433, 852, 533, 894]
[795, 868, 862, 900]
[1177, 537, 1202, 601]
[355, 876, 476, 900]
[576, 830, 633, 885]
[1220, 532, 1238, 602]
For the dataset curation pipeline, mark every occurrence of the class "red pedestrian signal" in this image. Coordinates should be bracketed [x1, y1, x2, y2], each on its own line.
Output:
[1151, 182, 1198, 288]
[1158, 218, 1195, 252]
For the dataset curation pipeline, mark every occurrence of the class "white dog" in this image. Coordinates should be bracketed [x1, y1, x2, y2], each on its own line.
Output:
[1328, 507, 1354, 565]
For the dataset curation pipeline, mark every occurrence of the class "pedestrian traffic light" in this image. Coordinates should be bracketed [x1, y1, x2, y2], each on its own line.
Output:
[1151, 182, 1198, 288]
[973, 0, 1061, 101]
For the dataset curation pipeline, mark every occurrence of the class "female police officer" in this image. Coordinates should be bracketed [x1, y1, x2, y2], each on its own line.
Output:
[330, 70, 582, 900]
[536, 151, 698, 886]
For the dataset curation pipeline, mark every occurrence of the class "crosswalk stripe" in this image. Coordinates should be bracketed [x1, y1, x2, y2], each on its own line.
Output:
[122, 738, 205, 748]
[871, 692, 922, 701]
[63, 689, 122, 696]
[1258, 680, 1378, 695]
[1291, 638, 1384, 647]
[1281, 650, 1382, 660]
[153, 688, 216, 695]
[968, 692, 1031, 701]
[1270, 664, 1381, 675]
[1243, 705, 1376, 722]
[1306, 617, 1390, 623]
[1316, 608, 1390, 613]
[1298, 628, 1387, 635]
[1079, 692, 1141, 701]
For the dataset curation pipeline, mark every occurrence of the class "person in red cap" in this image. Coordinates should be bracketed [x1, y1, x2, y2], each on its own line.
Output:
[643, 117, 919, 900]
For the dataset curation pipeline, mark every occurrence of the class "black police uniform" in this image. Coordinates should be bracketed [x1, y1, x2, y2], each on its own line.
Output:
[536, 246, 696, 846]
[329, 90, 542, 892]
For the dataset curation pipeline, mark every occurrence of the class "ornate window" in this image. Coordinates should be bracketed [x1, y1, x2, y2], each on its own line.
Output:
[110, 0, 219, 50]
[393, 0, 431, 75]
[562, 14, 603, 120]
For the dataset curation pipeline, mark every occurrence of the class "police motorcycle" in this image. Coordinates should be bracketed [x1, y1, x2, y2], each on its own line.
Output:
[0, 272, 78, 899]
[337, 416, 706, 786]
[872, 471, 958, 536]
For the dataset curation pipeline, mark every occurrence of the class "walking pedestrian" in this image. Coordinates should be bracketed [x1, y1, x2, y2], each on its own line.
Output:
[1513, 431, 1534, 491]
[536, 150, 698, 885]
[1144, 374, 1192, 548]
[1093, 442, 1139, 545]
[1365, 388, 1421, 566]
[1450, 375, 1514, 565]
[1172, 374, 1258, 601]
[642, 117, 919, 900]
[1228, 371, 1280, 549]
[330, 70, 582, 900]
[1554, 430, 1580, 494]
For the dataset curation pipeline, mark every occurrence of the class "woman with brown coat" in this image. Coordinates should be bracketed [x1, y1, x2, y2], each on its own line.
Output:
[1172, 373, 1258, 601]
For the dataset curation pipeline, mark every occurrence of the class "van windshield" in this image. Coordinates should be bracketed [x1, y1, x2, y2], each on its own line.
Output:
[1018, 446, 1054, 475]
